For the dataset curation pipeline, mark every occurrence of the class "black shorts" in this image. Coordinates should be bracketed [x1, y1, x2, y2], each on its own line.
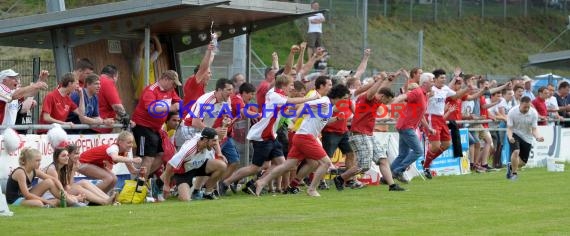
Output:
[322, 132, 353, 157]
[510, 133, 532, 163]
[172, 159, 210, 187]
[251, 140, 284, 167]
[132, 125, 163, 157]
[276, 126, 289, 158]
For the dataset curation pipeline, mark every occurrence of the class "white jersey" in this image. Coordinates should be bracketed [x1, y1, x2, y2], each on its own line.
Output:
[247, 88, 287, 141]
[296, 96, 331, 137]
[308, 13, 324, 33]
[486, 97, 506, 128]
[427, 85, 456, 115]
[507, 105, 539, 144]
[0, 84, 18, 126]
[168, 135, 215, 173]
[185, 91, 231, 128]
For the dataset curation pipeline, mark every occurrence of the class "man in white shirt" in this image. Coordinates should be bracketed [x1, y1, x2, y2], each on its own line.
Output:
[0, 69, 48, 126]
[161, 127, 226, 201]
[506, 96, 544, 181]
[421, 69, 468, 178]
[254, 78, 350, 197]
[522, 76, 535, 100]
[307, 1, 325, 58]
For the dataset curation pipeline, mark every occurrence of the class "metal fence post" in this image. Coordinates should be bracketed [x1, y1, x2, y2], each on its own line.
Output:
[363, 0, 368, 50]
[524, 0, 528, 17]
[418, 30, 423, 68]
[459, 0, 463, 18]
[434, 0, 438, 22]
[503, 0, 507, 20]
[410, 0, 414, 22]
[384, 0, 388, 17]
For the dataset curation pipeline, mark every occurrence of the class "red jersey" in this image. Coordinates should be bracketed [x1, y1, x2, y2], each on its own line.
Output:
[479, 96, 489, 128]
[182, 75, 206, 118]
[79, 144, 125, 169]
[445, 95, 467, 121]
[39, 89, 78, 125]
[350, 94, 382, 135]
[323, 99, 352, 134]
[531, 97, 547, 126]
[132, 83, 181, 132]
[96, 74, 122, 133]
[256, 80, 271, 108]
[396, 87, 428, 130]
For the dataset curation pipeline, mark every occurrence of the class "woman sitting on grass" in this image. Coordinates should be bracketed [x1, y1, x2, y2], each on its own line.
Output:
[5, 148, 71, 207]
[46, 146, 115, 206]
[77, 131, 142, 193]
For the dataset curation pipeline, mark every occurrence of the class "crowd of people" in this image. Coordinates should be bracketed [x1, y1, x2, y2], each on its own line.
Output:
[2, 0, 570, 207]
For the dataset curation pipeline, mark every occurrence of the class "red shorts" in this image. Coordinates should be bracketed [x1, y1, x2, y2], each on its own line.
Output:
[288, 134, 327, 160]
[288, 131, 296, 154]
[425, 114, 451, 142]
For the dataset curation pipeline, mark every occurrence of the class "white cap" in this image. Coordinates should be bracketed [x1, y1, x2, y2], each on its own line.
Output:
[336, 70, 353, 77]
[0, 69, 19, 81]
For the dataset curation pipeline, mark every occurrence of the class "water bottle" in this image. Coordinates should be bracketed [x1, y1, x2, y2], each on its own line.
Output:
[60, 190, 67, 208]
[211, 32, 219, 55]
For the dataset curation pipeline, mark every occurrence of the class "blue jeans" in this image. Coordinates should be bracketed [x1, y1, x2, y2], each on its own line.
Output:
[391, 129, 424, 174]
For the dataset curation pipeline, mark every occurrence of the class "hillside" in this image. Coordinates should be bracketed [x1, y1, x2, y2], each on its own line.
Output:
[1, 1, 569, 77]
[252, 14, 570, 77]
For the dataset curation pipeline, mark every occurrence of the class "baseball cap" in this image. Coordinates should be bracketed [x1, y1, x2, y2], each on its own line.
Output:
[336, 70, 353, 77]
[0, 69, 19, 80]
[522, 75, 532, 83]
[200, 127, 218, 140]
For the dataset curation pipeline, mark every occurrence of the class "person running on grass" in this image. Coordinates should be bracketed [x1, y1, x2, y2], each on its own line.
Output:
[255, 78, 350, 197]
[506, 96, 544, 180]
[348, 72, 406, 191]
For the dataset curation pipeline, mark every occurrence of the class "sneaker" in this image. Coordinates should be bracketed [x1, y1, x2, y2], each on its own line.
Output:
[229, 183, 238, 194]
[191, 190, 203, 200]
[379, 177, 388, 185]
[389, 184, 407, 191]
[394, 173, 410, 184]
[0, 210, 14, 217]
[219, 182, 229, 196]
[509, 174, 518, 181]
[333, 176, 345, 191]
[244, 181, 257, 195]
[423, 169, 433, 179]
[71, 202, 89, 207]
[284, 186, 300, 194]
[506, 163, 512, 179]
[203, 192, 219, 200]
[156, 193, 165, 202]
[348, 180, 365, 189]
[318, 180, 329, 190]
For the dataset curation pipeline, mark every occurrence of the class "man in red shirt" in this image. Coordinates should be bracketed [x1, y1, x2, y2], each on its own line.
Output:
[39, 73, 102, 132]
[348, 73, 405, 191]
[73, 58, 94, 88]
[256, 67, 277, 108]
[532, 86, 549, 126]
[132, 70, 182, 179]
[96, 65, 128, 133]
[389, 72, 433, 182]
[182, 42, 215, 117]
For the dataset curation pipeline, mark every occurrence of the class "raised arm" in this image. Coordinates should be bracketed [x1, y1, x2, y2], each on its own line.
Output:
[283, 45, 300, 76]
[295, 42, 307, 72]
[195, 42, 215, 84]
[353, 49, 371, 80]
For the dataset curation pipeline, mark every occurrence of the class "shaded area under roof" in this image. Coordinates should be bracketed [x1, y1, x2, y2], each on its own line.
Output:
[526, 50, 570, 70]
[0, 0, 317, 50]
